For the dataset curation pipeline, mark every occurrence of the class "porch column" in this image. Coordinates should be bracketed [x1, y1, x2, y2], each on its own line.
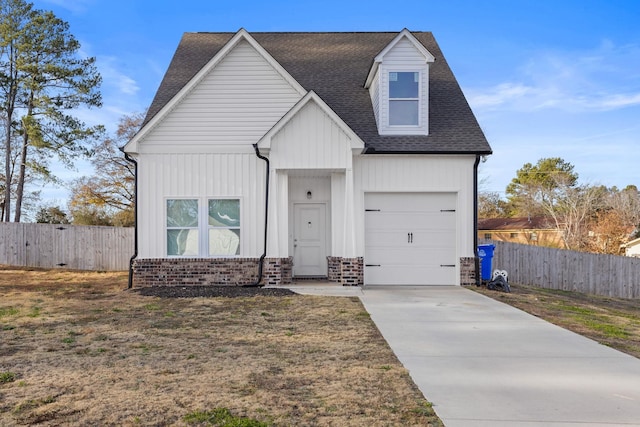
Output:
[266, 169, 288, 257]
[342, 167, 357, 257]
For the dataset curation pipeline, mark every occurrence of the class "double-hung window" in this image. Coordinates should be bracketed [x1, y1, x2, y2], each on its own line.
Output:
[166, 199, 199, 256]
[166, 198, 241, 257]
[389, 71, 419, 126]
[208, 199, 240, 256]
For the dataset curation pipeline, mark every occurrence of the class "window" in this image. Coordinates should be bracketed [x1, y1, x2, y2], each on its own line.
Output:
[389, 71, 419, 126]
[167, 199, 199, 256]
[484, 233, 492, 240]
[166, 198, 241, 257]
[208, 199, 240, 256]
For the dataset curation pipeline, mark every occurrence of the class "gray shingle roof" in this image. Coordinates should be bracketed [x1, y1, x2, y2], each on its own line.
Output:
[143, 31, 492, 155]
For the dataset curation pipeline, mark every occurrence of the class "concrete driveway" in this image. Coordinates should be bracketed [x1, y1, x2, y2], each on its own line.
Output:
[356, 286, 640, 427]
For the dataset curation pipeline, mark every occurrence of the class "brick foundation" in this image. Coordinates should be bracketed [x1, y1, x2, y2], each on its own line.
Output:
[327, 256, 341, 282]
[262, 257, 293, 286]
[460, 256, 477, 286]
[326, 256, 363, 286]
[132, 257, 293, 288]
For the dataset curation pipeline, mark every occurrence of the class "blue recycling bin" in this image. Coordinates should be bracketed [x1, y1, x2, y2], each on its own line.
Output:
[477, 244, 496, 281]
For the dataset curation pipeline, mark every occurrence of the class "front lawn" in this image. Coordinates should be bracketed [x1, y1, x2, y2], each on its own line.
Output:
[473, 283, 640, 359]
[0, 267, 441, 426]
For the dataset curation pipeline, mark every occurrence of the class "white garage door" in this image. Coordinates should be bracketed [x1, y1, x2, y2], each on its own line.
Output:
[365, 192, 457, 285]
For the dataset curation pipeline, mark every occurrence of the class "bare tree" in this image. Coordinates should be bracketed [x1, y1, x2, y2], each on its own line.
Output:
[68, 112, 142, 226]
[538, 176, 605, 251]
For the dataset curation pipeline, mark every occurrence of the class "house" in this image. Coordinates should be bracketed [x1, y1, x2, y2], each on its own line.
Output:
[123, 29, 492, 287]
[622, 237, 640, 257]
[478, 217, 563, 247]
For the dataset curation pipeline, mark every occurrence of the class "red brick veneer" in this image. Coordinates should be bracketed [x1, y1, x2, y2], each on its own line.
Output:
[132, 257, 293, 287]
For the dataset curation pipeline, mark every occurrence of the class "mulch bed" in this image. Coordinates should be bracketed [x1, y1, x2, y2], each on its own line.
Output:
[133, 285, 297, 298]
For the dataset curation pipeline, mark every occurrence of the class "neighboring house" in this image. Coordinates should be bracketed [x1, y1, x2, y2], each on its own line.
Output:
[123, 29, 492, 287]
[622, 237, 640, 257]
[478, 217, 563, 248]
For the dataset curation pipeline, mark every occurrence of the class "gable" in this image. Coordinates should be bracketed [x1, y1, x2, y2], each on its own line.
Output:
[383, 37, 432, 65]
[259, 92, 364, 170]
[126, 31, 305, 153]
[365, 30, 435, 87]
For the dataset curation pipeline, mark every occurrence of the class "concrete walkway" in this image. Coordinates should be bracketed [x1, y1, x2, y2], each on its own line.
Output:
[284, 284, 640, 426]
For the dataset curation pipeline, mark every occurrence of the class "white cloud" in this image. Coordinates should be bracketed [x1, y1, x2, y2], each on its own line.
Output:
[467, 41, 640, 113]
[467, 83, 534, 108]
[99, 56, 140, 96]
[598, 92, 640, 109]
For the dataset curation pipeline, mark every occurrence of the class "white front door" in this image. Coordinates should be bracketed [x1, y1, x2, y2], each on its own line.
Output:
[293, 203, 327, 277]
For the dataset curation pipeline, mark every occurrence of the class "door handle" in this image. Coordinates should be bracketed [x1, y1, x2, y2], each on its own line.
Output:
[407, 232, 413, 243]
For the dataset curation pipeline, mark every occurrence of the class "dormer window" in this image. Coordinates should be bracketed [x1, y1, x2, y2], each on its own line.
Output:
[389, 71, 419, 126]
[364, 29, 435, 137]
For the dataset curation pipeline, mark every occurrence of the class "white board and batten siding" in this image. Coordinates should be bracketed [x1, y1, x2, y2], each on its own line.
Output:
[134, 39, 308, 258]
[137, 153, 266, 258]
[269, 101, 354, 170]
[354, 154, 476, 285]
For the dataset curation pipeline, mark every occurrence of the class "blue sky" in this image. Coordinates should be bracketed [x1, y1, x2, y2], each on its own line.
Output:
[35, 0, 640, 204]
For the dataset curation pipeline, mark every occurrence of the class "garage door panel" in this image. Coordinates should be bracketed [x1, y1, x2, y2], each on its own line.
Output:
[366, 229, 455, 249]
[366, 248, 456, 265]
[366, 233, 454, 251]
[365, 265, 456, 285]
[365, 231, 416, 247]
[366, 212, 455, 230]
[364, 192, 458, 286]
[366, 193, 456, 212]
[412, 230, 456, 248]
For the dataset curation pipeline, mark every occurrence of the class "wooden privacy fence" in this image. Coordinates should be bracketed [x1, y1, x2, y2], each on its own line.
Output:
[0, 223, 134, 271]
[484, 240, 640, 299]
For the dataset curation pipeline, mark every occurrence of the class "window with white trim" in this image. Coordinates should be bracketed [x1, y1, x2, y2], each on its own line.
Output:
[166, 199, 199, 256]
[166, 198, 241, 257]
[208, 199, 240, 256]
[389, 71, 419, 126]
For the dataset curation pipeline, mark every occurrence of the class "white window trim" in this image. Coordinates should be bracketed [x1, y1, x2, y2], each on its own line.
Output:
[165, 196, 243, 258]
[206, 197, 242, 257]
[378, 65, 429, 136]
[165, 198, 200, 258]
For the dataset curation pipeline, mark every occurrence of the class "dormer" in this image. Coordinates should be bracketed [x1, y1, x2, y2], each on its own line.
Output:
[365, 29, 435, 136]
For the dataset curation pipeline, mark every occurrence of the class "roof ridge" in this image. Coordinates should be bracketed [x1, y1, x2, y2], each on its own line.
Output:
[191, 30, 432, 35]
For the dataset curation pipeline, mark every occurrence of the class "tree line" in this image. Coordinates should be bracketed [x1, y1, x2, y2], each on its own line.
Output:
[479, 157, 640, 255]
[0, 0, 102, 222]
[0, 0, 136, 227]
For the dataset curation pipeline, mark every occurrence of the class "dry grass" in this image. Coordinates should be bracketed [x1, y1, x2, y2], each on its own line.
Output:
[473, 283, 640, 359]
[0, 267, 441, 426]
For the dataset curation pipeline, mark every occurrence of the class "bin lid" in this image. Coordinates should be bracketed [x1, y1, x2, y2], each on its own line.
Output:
[478, 244, 496, 249]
